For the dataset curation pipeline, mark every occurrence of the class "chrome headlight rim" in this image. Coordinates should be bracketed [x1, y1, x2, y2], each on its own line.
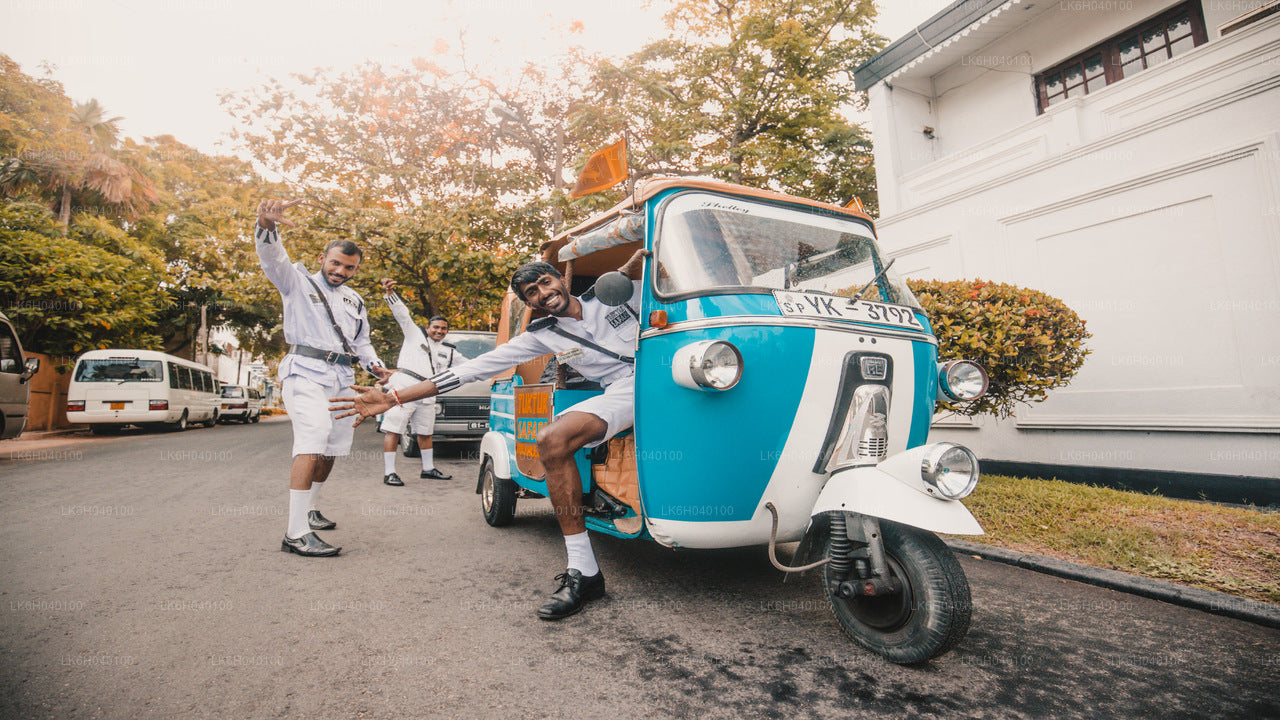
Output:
[691, 338, 747, 389]
[940, 360, 989, 402]
[675, 339, 743, 391]
[920, 442, 980, 500]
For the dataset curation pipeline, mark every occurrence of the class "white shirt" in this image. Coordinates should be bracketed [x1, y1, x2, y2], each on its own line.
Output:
[255, 225, 383, 384]
[384, 292, 467, 396]
[430, 280, 639, 394]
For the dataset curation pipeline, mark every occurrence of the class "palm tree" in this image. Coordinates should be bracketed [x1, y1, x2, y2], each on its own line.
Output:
[0, 97, 157, 231]
[60, 98, 158, 227]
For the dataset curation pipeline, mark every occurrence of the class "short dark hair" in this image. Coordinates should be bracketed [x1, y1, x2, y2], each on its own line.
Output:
[510, 261, 560, 295]
[324, 239, 363, 260]
[427, 315, 448, 326]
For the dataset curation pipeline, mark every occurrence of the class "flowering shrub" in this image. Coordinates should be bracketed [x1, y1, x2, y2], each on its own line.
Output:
[906, 279, 1091, 418]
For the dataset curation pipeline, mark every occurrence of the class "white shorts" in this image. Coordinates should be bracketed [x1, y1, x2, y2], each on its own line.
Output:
[381, 398, 436, 436]
[556, 374, 635, 449]
[283, 375, 355, 457]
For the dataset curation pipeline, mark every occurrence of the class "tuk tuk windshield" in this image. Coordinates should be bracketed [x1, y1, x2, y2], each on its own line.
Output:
[654, 192, 921, 310]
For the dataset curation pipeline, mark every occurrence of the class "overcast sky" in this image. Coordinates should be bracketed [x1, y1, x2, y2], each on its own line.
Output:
[1, 0, 951, 160]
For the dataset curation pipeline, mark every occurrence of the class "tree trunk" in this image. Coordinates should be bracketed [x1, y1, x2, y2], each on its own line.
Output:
[58, 185, 72, 233]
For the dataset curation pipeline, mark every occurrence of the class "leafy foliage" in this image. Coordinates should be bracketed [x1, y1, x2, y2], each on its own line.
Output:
[0, 202, 167, 355]
[573, 0, 884, 209]
[907, 278, 1092, 418]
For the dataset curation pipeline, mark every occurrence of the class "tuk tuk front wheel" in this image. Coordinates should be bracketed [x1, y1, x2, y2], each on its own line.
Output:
[479, 457, 517, 527]
[820, 520, 972, 665]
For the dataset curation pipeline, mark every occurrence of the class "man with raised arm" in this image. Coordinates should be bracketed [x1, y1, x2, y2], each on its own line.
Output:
[331, 257, 644, 619]
[377, 277, 466, 485]
[255, 198, 391, 557]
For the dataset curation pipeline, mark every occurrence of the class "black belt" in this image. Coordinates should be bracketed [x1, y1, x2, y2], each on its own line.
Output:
[290, 344, 357, 367]
[396, 368, 428, 382]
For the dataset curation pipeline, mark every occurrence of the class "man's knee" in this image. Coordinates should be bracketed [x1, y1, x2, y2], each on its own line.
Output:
[536, 416, 604, 461]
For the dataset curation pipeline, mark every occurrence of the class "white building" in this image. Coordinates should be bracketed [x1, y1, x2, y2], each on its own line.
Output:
[855, 0, 1279, 499]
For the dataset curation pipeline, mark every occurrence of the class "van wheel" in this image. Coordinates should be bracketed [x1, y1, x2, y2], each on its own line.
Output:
[170, 411, 188, 432]
[204, 411, 218, 428]
[250, 411, 260, 423]
[400, 432, 421, 458]
[480, 458, 516, 527]
[90, 424, 121, 436]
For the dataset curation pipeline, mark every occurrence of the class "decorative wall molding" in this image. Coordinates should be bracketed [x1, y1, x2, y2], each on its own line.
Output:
[1013, 415, 1280, 433]
[878, 72, 1280, 227]
[998, 143, 1261, 225]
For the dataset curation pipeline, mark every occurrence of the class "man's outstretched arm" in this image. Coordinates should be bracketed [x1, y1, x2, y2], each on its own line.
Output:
[254, 198, 304, 294]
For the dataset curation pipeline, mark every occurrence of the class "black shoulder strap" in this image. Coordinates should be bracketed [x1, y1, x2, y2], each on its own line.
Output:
[305, 275, 357, 357]
[527, 317, 557, 332]
[542, 322, 634, 365]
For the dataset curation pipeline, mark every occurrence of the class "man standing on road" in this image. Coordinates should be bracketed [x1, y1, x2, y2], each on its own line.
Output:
[255, 198, 391, 557]
[330, 257, 644, 619]
[378, 278, 466, 486]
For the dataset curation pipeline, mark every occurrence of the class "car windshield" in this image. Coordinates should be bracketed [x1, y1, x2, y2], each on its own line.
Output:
[654, 192, 921, 309]
[446, 333, 497, 359]
[221, 387, 245, 398]
[74, 358, 163, 382]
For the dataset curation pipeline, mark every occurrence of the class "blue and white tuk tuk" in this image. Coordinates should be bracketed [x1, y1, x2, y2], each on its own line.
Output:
[478, 178, 990, 663]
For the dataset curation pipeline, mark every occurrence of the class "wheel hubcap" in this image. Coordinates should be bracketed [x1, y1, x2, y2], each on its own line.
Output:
[834, 554, 914, 631]
[481, 470, 494, 511]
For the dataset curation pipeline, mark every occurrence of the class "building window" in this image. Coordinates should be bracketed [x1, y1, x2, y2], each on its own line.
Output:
[1036, 2, 1207, 113]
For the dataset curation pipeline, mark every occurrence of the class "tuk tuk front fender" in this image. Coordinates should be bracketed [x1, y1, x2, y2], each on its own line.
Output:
[812, 464, 984, 536]
[477, 431, 513, 493]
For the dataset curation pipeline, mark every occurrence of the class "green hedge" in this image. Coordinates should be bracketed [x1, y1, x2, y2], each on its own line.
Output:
[907, 278, 1091, 418]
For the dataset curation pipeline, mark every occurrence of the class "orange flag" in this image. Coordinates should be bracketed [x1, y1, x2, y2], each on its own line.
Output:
[570, 139, 628, 198]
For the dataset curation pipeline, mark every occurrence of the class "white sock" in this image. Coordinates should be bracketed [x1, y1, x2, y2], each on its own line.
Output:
[564, 531, 599, 577]
[384, 451, 397, 475]
[422, 447, 434, 471]
[287, 489, 309, 539]
[308, 481, 324, 511]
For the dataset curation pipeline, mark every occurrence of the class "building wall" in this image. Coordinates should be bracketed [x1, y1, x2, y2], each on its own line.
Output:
[867, 5, 1280, 479]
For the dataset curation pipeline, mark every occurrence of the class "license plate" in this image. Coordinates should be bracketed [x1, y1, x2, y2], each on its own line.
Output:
[110, 402, 126, 410]
[467, 421, 487, 430]
[773, 291, 924, 331]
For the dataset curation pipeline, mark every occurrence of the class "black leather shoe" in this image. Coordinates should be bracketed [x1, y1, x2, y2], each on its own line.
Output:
[383, 472, 404, 486]
[536, 569, 605, 620]
[307, 510, 337, 530]
[420, 468, 451, 480]
[280, 532, 341, 557]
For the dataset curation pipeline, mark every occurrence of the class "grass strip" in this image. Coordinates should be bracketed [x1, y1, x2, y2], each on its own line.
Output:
[952, 474, 1280, 605]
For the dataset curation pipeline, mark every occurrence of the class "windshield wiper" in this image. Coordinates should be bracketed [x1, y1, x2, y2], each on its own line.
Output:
[848, 257, 897, 305]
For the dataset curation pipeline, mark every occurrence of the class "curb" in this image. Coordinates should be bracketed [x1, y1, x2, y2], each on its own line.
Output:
[15, 428, 87, 440]
[945, 538, 1280, 630]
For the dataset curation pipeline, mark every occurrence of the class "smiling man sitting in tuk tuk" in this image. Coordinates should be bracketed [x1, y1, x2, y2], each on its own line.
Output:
[330, 256, 645, 620]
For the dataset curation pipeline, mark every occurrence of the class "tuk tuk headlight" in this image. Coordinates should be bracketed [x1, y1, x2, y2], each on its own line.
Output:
[921, 443, 980, 500]
[938, 360, 988, 402]
[672, 340, 743, 391]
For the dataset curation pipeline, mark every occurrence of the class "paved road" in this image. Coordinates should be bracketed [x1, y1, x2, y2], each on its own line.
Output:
[2, 418, 1277, 719]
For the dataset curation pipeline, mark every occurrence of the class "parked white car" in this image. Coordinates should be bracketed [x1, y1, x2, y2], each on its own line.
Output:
[218, 385, 264, 423]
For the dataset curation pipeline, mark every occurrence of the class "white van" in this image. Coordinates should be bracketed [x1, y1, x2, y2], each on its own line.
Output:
[0, 311, 41, 440]
[67, 349, 220, 433]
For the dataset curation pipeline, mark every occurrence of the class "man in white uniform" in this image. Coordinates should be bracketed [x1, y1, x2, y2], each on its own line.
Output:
[255, 198, 391, 557]
[331, 258, 643, 619]
[377, 278, 466, 485]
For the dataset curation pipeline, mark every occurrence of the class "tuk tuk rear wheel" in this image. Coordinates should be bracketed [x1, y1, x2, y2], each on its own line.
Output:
[820, 520, 972, 665]
[479, 458, 516, 527]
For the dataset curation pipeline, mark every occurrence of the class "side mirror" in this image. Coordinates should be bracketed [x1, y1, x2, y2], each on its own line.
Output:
[20, 356, 39, 384]
[593, 271, 634, 307]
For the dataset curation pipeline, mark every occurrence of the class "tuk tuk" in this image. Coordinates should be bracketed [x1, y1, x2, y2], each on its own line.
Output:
[477, 178, 990, 664]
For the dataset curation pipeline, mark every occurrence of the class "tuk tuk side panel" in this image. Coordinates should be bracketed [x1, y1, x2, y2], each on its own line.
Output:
[910, 339, 940, 449]
[639, 320, 931, 548]
[633, 324, 815, 525]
